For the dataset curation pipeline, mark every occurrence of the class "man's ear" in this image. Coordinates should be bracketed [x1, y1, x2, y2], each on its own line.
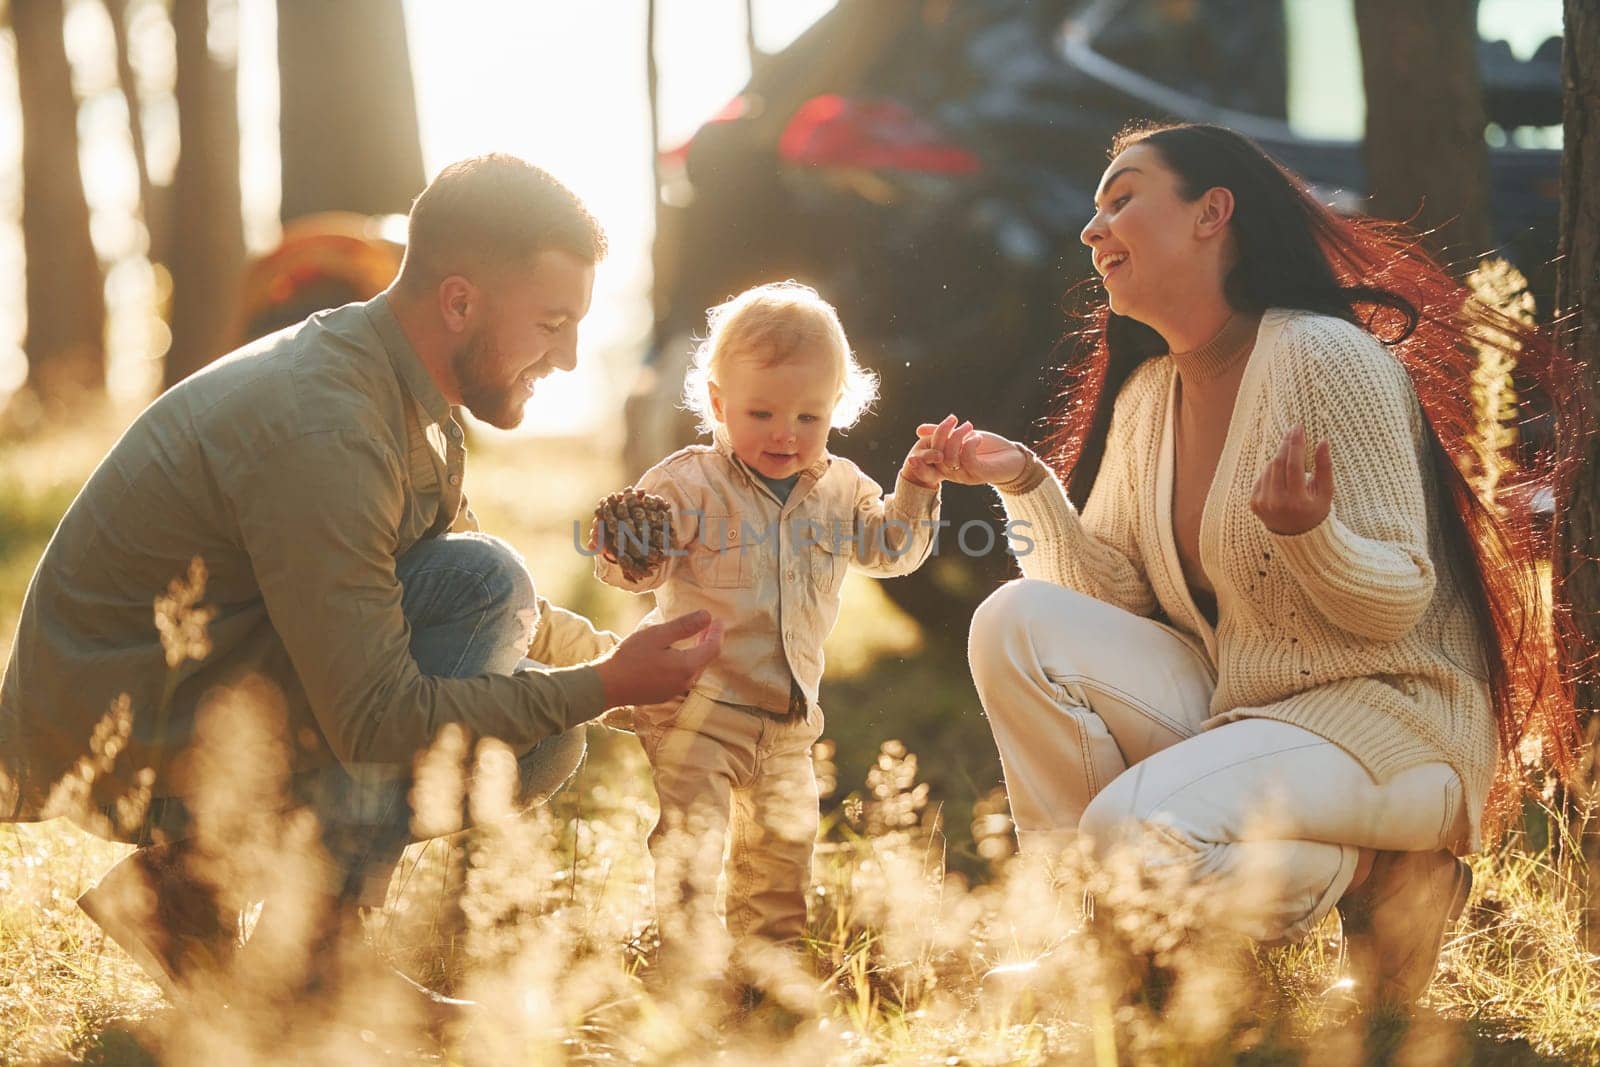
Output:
[1195, 187, 1235, 239]
[438, 275, 476, 334]
[708, 380, 725, 423]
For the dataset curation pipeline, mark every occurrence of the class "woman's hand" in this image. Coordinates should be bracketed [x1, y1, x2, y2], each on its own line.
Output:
[909, 414, 1029, 487]
[1250, 425, 1333, 535]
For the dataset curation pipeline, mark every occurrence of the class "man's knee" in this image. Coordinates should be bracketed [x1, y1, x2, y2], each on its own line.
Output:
[423, 532, 537, 621]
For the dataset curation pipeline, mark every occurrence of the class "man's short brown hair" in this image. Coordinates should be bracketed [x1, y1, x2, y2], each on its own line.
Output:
[397, 154, 607, 290]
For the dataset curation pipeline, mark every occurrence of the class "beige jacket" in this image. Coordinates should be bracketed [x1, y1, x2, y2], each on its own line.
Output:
[998, 310, 1496, 846]
[596, 434, 940, 714]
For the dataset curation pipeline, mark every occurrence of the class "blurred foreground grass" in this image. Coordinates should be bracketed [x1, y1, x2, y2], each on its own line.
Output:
[1, 420, 1597, 1065]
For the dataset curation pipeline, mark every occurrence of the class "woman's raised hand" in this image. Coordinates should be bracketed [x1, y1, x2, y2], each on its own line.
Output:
[1250, 425, 1333, 535]
[910, 414, 1029, 487]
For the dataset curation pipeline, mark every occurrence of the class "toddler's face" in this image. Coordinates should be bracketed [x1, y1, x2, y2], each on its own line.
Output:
[710, 343, 840, 479]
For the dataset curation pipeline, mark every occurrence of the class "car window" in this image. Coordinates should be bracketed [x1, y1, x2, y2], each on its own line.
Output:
[1286, 0, 1562, 147]
[751, 0, 836, 53]
[1079, 0, 1562, 148]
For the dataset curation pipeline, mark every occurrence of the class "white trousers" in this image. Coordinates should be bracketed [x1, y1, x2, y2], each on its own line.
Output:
[969, 580, 1468, 943]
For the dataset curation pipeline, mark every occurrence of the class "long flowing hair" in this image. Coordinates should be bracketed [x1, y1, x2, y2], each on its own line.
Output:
[1046, 122, 1587, 831]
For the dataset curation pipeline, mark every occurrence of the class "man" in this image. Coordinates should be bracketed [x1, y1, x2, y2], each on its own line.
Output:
[0, 155, 720, 1013]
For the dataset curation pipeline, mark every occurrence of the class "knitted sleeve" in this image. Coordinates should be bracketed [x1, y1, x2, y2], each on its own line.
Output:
[995, 378, 1158, 616]
[1266, 318, 1436, 642]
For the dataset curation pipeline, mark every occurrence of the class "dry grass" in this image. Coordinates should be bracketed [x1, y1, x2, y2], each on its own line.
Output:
[1, 428, 1597, 1065]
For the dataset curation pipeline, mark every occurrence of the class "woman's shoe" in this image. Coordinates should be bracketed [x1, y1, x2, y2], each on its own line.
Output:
[1336, 849, 1472, 1011]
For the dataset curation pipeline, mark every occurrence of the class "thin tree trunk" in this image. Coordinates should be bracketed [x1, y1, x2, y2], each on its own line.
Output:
[103, 0, 164, 263]
[277, 0, 425, 222]
[647, 0, 668, 325]
[1353, 0, 1493, 267]
[14, 0, 106, 409]
[1556, 0, 1600, 940]
[163, 0, 245, 386]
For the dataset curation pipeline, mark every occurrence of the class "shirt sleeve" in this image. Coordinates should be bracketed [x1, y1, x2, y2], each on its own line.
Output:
[528, 595, 620, 666]
[1266, 326, 1436, 641]
[847, 470, 941, 577]
[232, 430, 606, 767]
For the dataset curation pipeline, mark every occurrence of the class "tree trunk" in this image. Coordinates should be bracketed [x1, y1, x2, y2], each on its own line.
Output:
[103, 0, 164, 264]
[1556, 0, 1600, 936]
[13, 0, 106, 409]
[1354, 0, 1493, 267]
[277, 0, 425, 222]
[163, 0, 245, 387]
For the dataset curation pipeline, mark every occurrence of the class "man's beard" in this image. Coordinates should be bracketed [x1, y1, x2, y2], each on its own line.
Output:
[452, 329, 527, 430]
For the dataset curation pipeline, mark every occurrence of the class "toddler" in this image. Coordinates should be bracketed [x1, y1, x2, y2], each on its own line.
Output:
[593, 282, 949, 981]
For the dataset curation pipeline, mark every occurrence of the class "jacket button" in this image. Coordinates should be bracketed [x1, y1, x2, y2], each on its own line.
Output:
[448, 474, 462, 487]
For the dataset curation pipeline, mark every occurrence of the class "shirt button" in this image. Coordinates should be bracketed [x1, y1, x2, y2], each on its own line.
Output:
[448, 474, 462, 487]
[785, 630, 795, 642]
[786, 571, 797, 582]
[448, 424, 463, 440]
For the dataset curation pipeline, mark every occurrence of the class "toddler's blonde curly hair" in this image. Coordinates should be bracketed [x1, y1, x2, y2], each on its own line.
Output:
[682, 281, 879, 436]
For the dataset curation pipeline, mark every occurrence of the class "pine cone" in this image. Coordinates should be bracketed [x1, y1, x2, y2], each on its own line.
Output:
[593, 488, 674, 582]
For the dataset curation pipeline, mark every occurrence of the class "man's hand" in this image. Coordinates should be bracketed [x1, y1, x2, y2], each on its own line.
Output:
[591, 610, 723, 707]
[1250, 425, 1334, 535]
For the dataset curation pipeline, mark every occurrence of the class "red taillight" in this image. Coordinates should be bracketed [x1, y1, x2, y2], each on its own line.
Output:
[777, 95, 981, 175]
[658, 95, 752, 170]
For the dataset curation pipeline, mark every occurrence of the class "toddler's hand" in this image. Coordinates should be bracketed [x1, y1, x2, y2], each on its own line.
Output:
[901, 414, 973, 489]
[586, 520, 619, 564]
[593, 488, 674, 581]
[901, 440, 948, 490]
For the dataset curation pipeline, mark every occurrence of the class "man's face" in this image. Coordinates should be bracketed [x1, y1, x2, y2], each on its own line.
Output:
[452, 249, 595, 429]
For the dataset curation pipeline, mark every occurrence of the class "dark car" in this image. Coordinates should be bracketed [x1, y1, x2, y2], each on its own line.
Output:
[627, 0, 1563, 634]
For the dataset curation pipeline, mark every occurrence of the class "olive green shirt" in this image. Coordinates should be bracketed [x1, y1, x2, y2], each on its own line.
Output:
[0, 295, 610, 821]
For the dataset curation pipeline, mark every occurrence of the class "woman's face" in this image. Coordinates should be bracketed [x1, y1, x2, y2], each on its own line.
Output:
[1080, 143, 1207, 325]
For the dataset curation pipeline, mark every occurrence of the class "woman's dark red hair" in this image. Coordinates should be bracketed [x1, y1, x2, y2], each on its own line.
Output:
[1047, 122, 1588, 832]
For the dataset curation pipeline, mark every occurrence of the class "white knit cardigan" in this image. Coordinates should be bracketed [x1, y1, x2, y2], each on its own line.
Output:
[999, 309, 1496, 847]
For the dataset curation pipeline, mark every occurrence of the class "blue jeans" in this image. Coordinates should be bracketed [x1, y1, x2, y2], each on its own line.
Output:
[313, 532, 588, 906]
[122, 533, 588, 909]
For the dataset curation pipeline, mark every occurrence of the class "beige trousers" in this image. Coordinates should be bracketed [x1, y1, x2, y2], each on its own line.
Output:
[969, 580, 1468, 943]
[634, 690, 824, 972]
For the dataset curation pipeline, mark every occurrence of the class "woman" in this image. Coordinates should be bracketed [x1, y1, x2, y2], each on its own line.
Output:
[917, 123, 1582, 1009]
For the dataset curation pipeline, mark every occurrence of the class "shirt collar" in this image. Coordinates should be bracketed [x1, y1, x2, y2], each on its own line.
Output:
[711, 427, 832, 487]
[365, 292, 453, 427]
